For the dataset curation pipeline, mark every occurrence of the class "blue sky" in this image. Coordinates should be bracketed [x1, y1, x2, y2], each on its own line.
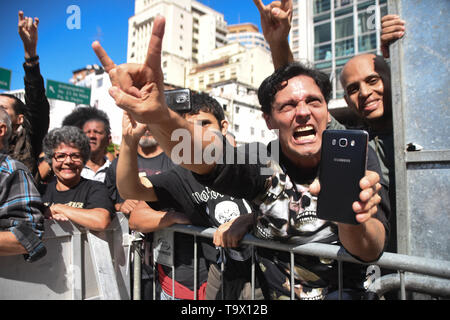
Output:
[0, 0, 263, 91]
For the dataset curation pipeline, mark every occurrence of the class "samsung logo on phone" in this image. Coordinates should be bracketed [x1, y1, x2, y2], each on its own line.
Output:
[334, 158, 351, 163]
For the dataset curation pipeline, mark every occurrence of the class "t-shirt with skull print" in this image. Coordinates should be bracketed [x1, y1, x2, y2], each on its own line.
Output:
[194, 137, 390, 300]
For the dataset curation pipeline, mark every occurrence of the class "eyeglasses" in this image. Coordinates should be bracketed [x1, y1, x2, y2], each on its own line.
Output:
[53, 152, 83, 163]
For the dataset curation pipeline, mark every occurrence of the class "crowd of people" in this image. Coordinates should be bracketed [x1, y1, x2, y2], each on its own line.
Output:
[0, 0, 407, 300]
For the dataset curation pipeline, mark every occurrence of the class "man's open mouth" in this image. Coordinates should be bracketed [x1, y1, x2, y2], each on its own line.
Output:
[293, 125, 315, 142]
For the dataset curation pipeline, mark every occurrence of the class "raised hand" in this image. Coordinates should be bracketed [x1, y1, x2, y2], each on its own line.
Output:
[381, 14, 406, 58]
[253, 0, 292, 45]
[121, 111, 148, 146]
[18, 11, 39, 59]
[253, 0, 293, 69]
[92, 16, 168, 124]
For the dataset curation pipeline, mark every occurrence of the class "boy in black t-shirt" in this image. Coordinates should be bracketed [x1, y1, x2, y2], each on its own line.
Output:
[117, 93, 262, 300]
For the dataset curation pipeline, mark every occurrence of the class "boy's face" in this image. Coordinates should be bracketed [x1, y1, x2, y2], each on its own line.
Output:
[185, 111, 227, 135]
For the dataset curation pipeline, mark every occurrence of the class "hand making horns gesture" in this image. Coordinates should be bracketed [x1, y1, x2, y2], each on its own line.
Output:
[253, 0, 292, 45]
[92, 16, 169, 125]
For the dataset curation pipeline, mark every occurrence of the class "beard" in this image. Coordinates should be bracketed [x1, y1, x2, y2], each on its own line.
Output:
[139, 136, 158, 148]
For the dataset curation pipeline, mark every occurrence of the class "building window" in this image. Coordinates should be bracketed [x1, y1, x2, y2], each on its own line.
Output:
[234, 124, 239, 132]
[314, 0, 331, 15]
[250, 127, 254, 135]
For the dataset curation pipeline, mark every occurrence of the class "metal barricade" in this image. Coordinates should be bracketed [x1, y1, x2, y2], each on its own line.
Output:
[0, 212, 131, 300]
[153, 224, 450, 300]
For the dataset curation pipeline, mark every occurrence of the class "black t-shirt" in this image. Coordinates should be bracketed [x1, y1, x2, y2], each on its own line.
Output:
[149, 165, 253, 291]
[194, 138, 391, 299]
[105, 151, 175, 206]
[41, 177, 115, 215]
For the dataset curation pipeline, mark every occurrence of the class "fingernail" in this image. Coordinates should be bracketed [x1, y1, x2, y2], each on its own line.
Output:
[109, 86, 119, 97]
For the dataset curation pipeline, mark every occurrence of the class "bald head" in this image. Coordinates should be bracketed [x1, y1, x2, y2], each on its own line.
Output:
[340, 54, 392, 122]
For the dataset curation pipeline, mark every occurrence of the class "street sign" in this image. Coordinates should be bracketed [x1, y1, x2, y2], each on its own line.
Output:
[0, 67, 12, 90]
[46, 79, 91, 105]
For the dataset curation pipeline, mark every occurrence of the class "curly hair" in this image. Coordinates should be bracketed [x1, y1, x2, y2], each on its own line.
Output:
[42, 126, 90, 165]
[258, 61, 332, 115]
[62, 106, 111, 135]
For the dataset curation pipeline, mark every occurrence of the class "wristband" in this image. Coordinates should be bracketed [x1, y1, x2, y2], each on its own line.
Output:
[25, 55, 39, 63]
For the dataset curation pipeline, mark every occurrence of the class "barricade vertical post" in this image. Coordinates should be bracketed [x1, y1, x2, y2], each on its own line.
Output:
[133, 242, 141, 300]
[338, 260, 343, 300]
[152, 251, 156, 300]
[399, 271, 406, 300]
[71, 232, 83, 300]
[251, 245, 255, 300]
[193, 235, 198, 300]
[290, 252, 295, 300]
[220, 247, 225, 300]
[172, 265, 175, 299]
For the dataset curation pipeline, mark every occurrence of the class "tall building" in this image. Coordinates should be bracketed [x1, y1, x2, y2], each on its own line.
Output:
[127, 0, 275, 144]
[291, 0, 388, 103]
[127, 0, 227, 87]
[227, 23, 270, 52]
[186, 41, 273, 92]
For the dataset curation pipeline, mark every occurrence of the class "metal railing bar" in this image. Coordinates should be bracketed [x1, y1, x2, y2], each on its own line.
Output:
[167, 225, 450, 280]
[368, 273, 450, 298]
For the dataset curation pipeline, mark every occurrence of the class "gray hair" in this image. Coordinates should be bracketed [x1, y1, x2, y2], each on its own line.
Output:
[42, 126, 90, 165]
[0, 107, 12, 147]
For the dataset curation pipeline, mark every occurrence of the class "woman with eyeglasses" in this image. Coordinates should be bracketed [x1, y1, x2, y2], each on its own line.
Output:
[39, 126, 114, 231]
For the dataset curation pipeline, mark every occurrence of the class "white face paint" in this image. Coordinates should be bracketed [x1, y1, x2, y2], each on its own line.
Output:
[289, 79, 307, 100]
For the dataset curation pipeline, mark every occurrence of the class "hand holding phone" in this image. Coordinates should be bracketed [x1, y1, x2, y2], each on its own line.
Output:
[316, 130, 369, 225]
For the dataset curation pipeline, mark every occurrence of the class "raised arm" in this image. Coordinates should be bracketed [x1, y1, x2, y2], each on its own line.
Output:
[253, 0, 294, 69]
[381, 14, 406, 58]
[18, 11, 50, 160]
[116, 112, 159, 201]
[92, 16, 221, 175]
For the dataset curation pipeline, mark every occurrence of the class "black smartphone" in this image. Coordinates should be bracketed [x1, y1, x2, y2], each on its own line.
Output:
[316, 129, 369, 225]
[164, 88, 192, 113]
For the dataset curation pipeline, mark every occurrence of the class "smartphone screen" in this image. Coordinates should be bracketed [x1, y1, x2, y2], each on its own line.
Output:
[316, 129, 368, 225]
